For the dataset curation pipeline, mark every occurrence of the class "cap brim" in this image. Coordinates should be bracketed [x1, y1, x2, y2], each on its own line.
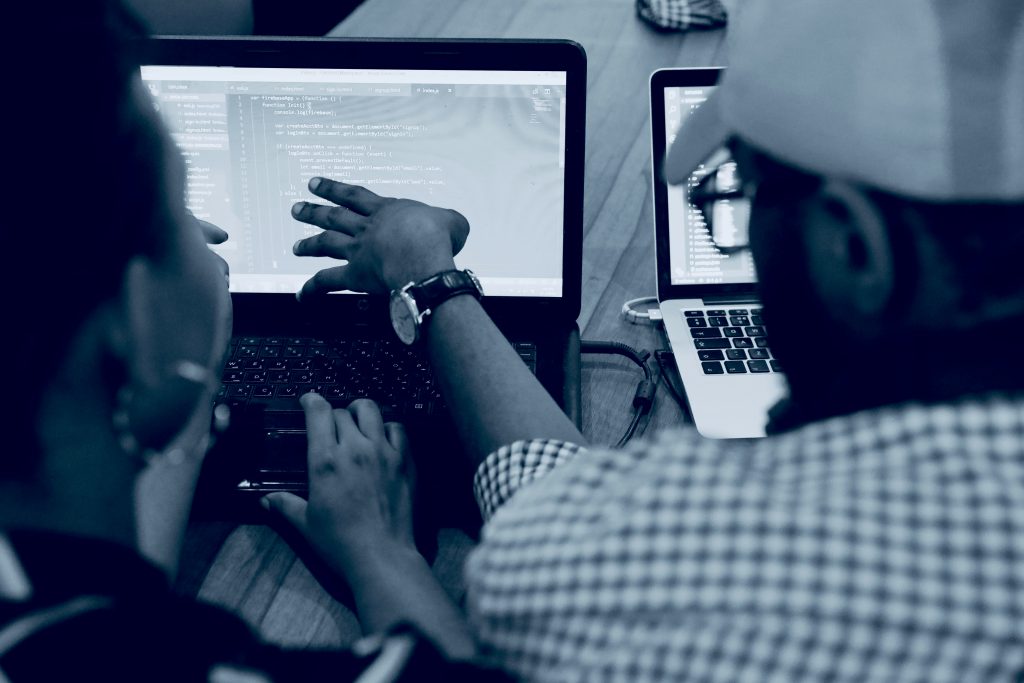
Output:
[663, 93, 731, 185]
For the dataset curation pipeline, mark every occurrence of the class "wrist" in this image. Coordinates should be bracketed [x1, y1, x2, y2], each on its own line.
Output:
[330, 536, 424, 584]
[384, 256, 457, 292]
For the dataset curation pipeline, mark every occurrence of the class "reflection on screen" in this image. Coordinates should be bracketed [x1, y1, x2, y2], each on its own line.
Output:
[141, 66, 567, 297]
[664, 86, 756, 286]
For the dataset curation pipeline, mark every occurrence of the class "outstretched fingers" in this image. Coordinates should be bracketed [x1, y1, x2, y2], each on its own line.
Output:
[291, 200, 366, 234]
[293, 230, 353, 260]
[308, 177, 386, 215]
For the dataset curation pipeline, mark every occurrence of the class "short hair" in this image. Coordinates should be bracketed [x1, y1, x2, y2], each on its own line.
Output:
[2, 2, 165, 480]
[743, 142, 1024, 320]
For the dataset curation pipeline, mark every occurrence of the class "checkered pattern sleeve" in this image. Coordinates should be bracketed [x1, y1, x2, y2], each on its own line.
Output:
[465, 398, 1024, 682]
[474, 439, 586, 521]
[636, 0, 728, 31]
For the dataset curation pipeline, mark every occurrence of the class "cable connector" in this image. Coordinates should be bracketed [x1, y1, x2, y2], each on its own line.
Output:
[621, 296, 663, 325]
[581, 340, 656, 448]
[633, 379, 657, 413]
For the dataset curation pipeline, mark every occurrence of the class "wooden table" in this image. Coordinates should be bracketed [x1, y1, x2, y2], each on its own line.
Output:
[182, 0, 726, 648]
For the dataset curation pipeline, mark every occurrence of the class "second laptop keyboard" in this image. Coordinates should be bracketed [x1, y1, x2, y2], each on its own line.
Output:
[684, 308, 783, 375]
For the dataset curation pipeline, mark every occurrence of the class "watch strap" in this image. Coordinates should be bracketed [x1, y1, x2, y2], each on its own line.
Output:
[406, 269, 482, 317]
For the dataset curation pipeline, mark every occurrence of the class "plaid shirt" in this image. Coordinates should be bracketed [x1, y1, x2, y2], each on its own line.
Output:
[466, 394, 1024, 682]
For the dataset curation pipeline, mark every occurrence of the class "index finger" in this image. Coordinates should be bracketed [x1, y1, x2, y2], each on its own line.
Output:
[301, 392, 337, 461]
[308, 177, 385, 215]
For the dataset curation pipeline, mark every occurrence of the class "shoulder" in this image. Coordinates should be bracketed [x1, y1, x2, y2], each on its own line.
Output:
[466, 399, 1024, 681]
[0, 592, 264, 682]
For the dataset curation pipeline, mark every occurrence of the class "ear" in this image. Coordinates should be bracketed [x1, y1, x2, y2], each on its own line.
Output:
[802, 181, 895, 331]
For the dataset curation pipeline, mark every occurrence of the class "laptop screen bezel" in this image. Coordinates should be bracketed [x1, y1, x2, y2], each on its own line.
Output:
[137, 36, 585, 324]
[650, 67, 759, 302]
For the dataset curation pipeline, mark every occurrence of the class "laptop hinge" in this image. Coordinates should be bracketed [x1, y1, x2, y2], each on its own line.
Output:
[701, 294, 760, 305]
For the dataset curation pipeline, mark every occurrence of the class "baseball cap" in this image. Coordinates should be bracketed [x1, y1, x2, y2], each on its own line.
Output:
[664, 0, 1024, 202]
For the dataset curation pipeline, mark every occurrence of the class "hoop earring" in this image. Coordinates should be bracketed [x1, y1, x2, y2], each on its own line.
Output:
[112, 360, 230, 466]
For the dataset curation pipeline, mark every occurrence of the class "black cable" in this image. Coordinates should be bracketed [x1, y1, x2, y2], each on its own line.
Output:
[654, 349, 690, 417]
[580, 340, 656, 448]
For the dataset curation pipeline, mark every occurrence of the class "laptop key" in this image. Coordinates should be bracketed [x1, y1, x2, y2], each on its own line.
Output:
[770, 360, 783, 372]
[238, 346, 260, 359]
[686, 317, 708, 328]
[729, 315, 750, 326]
[728, 309, 748, 315]
[724, 361, 747, 374]
[260, 346, 281, 358]
[701, 361, 724, 375]
[694, 339, 730, 350]
[751, 315, 764, 325]
[745, 326, 766, 337]
[723, 327, 744, 338]
[706, 309, 726, 316]
[252, 385, 274, 398]
[698, 350, 724, 361]
[708, 316, 728, 326]
[747, 360, 770, 373]
[690, 328, 723, 339]
[684, 310, 705, 317]
[754, 337, 769, 348]
[748, 348, 770, 360]
[726, 349, 747, 360]
[733, 338, 754, 348]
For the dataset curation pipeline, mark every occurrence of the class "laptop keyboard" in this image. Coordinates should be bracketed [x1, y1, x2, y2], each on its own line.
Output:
[684, 308, 783, 375]
[216, 336, 538, 417]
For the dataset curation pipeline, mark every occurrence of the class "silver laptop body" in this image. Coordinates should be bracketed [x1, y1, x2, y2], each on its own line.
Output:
[650, 67, 786, 438]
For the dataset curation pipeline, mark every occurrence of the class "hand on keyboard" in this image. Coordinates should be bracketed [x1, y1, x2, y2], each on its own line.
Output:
[261, 393, 416, 573]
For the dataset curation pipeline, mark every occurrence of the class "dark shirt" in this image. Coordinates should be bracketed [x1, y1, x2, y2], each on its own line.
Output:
[0, 529, 503, 683]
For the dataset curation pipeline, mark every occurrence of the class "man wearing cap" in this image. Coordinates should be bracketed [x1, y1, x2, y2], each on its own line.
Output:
[270, 1, 1024, 680]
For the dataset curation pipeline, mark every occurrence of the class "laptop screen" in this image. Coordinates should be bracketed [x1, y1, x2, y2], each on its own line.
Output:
[658, 82, 757, 288]
[141, 65, 567, 298]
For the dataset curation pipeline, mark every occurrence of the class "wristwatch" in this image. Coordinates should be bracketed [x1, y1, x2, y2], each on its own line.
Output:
[389, 269, 483, 345]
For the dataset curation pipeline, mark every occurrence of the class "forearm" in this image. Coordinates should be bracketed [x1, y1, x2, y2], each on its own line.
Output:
[332, 542, 476, 661]
[425, 294, 585, 468]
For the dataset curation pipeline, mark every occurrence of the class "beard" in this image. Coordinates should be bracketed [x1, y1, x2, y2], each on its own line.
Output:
[749, 199, 910, 431]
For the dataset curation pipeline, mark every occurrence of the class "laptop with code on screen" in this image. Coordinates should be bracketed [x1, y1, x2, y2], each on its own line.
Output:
[650, 67, 786, 438]
[138, 37, 585, 511]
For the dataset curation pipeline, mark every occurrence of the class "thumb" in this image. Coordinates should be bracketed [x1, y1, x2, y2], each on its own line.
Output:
[261, 492, 308, 534]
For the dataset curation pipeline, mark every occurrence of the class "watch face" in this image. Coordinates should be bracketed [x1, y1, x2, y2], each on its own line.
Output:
[389, 291, 418, 345]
